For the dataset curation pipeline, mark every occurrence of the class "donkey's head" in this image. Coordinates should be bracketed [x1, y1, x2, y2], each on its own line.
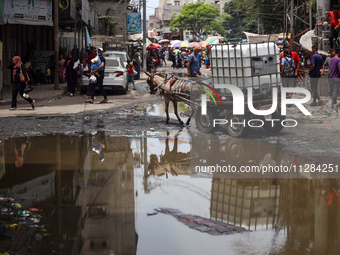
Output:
[145, 72, 167, 95]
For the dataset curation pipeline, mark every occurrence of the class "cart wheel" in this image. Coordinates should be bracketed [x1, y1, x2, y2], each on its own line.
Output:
[195, 107, 216, 133]
[226, 112, 249, 138]
[225, 138, 244, 164]
[262, 107, 285, 133]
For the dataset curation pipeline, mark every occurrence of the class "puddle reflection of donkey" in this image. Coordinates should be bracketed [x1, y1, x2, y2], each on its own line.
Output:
[148, 132, 190, 177]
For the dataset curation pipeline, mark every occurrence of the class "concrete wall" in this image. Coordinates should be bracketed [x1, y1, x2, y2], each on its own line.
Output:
[95, 0, 135, 40]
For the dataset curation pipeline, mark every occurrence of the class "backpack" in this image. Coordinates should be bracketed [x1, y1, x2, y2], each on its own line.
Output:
[283, 57, 295, 77]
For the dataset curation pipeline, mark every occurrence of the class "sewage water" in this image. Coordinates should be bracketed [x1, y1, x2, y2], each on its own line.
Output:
[0, 131, 339, 255]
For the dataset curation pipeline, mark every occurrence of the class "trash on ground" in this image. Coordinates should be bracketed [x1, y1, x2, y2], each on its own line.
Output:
[154, 208, 249, 235]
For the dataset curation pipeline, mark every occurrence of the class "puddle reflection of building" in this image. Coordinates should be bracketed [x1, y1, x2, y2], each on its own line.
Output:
[211, 179, 279, 231]
[0, 135, 86, 254]
[78, 133, 137, 255]
[0, 133, 138, 254]
[0, 137, 63, 206]
[211, 178, 340, 254]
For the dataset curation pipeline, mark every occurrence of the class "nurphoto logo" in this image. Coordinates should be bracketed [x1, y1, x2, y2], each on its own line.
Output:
[200, 84, 312, 128]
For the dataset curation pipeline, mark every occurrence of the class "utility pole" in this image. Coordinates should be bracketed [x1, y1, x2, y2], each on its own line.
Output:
[309, 0, 312, 30]
[125, 0, 128, 42]
[290, 0, 294, 48]
[143, 0, 146, 70]
[54, 0, 59, 90]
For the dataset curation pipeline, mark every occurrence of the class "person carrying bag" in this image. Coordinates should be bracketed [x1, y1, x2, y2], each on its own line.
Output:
[20, 65, 34, 98]
[8, 56, 35, 110]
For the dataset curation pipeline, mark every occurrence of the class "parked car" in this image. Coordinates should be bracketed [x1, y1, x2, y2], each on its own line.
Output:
[102, 51, 129, 68]
[81, 56, 128, 94]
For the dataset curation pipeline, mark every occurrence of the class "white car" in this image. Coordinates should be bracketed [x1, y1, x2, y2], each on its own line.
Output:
[81, 56, 128, 94]
[102, 51, 129, 67]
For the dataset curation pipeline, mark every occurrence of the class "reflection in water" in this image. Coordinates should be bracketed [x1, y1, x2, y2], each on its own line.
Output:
[211, 179, 279, 231]
[147, 131, 190, 177]
[0, 133, 136, 255]
[0, 131, 339, 254]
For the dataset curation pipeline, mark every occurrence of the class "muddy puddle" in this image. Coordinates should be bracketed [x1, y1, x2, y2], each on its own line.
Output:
[146, 102, 190, 119]
[0, 131, 339, 254]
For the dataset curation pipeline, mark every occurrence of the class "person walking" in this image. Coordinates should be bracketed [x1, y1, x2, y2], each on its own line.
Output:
[8, 56, 35, 110]
[205, 54, 210, 70]
[325, 49, 335, 97]
[165, 47, 169, 61]
[319, 5, 340, 49]
[280, 45, 301, 86]
[65, 52, 77, 97]
[309, 45, 324, 106]
[187, 48, 201, 77]
[85, 47, 108, 103]
[281, 49, 296, 98]
[329, 48, 340, 109]
[169, 49, 176, 68]
[133, 49, 141, 79]
[197, 50, 202, 70]
[127, 59, 137, 90]
[160, 50, 166, 66]
[177, 49, 183, 69]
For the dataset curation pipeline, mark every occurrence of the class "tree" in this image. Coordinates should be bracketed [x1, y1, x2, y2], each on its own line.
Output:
[98, 8, 117, 36]
[170, 2, 226, 39]
[223, 0, 253, 38]
[223, 0, 284, 38]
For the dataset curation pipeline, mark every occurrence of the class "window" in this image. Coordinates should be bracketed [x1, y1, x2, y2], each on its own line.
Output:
[106, 59, 119, 67]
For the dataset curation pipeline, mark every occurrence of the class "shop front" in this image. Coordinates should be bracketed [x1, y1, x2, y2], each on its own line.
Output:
[0, 0, 54, 88]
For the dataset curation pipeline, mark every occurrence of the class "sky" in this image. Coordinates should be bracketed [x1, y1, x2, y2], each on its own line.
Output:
[138, 0, 159, 19]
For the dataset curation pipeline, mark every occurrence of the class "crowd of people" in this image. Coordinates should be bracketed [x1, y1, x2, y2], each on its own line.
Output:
[280, 42, 340, 113]
[6, 30, 340, 112]
[142, 45, 210, 75]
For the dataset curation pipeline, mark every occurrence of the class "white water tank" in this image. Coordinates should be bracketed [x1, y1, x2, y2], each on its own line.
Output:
[210, 42, 281, 95]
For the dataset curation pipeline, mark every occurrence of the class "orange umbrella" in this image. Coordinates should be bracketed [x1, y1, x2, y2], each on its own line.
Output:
[187, 42, 198, 48]
[147, 44, 161, 50]
[195, 41, 205, 48]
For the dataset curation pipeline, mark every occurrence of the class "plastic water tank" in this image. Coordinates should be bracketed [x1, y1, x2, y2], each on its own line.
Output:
[210, 42, 281, 95]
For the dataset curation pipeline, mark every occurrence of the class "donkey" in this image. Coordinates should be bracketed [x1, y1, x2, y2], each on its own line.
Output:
[145, 72, 202, 125]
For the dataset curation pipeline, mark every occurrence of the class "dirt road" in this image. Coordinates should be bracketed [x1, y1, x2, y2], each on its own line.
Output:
[0, 64, 339, 163]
